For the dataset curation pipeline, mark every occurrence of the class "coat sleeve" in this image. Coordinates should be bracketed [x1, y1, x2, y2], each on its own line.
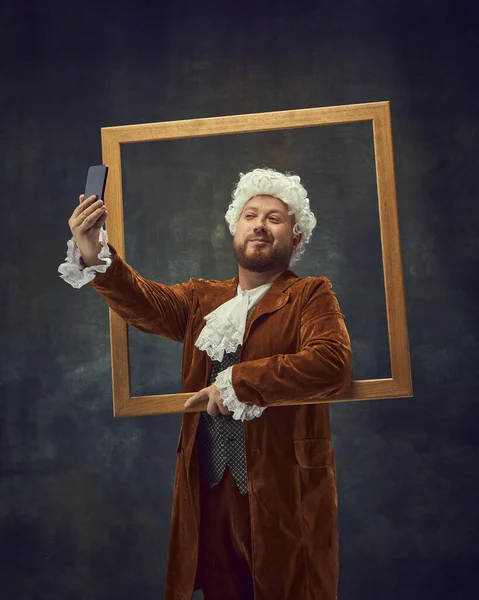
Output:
[231, 278, 353, 406]
[90, 246, 193, 343]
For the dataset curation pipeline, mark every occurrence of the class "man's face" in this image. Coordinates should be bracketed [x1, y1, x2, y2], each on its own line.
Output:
[233, 195, 300, 273]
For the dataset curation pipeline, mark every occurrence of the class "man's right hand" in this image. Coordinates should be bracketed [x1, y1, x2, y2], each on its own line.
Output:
[68, 194, 108, 267]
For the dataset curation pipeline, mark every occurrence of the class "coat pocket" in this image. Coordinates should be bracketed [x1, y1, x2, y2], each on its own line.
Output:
[293, 438, 335, 469]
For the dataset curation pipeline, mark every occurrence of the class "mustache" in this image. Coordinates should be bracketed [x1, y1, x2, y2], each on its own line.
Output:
[247, 235, 271, 242]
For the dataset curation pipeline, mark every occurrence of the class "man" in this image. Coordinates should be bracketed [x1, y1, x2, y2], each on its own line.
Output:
[59, 168, 352, 600]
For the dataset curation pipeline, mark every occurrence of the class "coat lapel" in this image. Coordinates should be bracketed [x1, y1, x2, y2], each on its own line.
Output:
[243, 270, 299, 342]
[195, 275, 238, 318]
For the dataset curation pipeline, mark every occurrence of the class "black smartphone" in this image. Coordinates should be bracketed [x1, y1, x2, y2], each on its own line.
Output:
[84, 165, 108, 201]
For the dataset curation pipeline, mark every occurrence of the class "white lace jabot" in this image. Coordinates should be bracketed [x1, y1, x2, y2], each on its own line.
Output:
[194, 282, 272, 421]
[194, 283, 272, 361]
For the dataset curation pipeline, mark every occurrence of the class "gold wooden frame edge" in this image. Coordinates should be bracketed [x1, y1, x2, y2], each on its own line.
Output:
[101, 101, 413, 418]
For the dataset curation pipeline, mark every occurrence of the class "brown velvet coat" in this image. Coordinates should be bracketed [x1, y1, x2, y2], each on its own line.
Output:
[91, 250, 352, 600]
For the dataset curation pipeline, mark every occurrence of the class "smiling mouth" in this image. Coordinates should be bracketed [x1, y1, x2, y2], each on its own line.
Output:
[249, 239, 269, 243]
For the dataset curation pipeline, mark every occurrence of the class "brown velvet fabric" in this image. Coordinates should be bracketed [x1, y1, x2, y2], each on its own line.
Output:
[198, 467, 254, 599]
[91, 248, 352, 600]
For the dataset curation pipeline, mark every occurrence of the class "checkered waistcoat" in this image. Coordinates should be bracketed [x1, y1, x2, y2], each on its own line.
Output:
[195, 305, 256, 495]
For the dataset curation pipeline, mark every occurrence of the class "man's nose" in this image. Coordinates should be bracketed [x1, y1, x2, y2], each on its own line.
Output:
[253, 220, 267, 232]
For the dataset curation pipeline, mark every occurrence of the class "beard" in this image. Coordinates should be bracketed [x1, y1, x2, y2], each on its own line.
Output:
[233, 238, 293, 273]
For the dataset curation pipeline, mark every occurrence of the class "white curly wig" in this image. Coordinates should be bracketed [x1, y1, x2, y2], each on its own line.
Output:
[225, 168, 317, 265]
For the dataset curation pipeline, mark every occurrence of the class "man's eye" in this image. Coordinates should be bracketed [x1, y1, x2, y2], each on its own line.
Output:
[269, 217, 280, 223]
[245, 214, 255, 219]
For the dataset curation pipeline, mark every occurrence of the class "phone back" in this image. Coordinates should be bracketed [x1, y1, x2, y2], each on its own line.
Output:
[84, 165, 108, 200]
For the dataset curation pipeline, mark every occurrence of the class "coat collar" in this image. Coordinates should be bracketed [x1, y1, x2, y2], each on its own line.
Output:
[195, 269, 300, 325]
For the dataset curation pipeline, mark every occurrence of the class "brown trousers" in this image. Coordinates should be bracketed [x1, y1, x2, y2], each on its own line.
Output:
[197, 467, 254, 600]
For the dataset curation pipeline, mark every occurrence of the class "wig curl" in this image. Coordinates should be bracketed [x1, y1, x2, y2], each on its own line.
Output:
[225, 168, 317, 264]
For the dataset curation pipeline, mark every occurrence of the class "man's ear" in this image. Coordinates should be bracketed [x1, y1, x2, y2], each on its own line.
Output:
[293, 232, 303, 250]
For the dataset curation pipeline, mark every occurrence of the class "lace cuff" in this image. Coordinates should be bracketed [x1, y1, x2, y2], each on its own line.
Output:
[215, 367, 267, 422]
[58, 228, 113, 289]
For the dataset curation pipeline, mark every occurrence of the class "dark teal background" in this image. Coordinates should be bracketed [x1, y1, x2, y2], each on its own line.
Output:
[1, 1, 478, 598]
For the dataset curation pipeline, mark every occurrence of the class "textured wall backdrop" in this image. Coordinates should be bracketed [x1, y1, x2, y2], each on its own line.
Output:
[1, 0, 478, 598]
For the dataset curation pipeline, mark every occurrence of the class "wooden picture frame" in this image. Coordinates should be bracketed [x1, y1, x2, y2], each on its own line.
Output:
[101, 101, 412, 417]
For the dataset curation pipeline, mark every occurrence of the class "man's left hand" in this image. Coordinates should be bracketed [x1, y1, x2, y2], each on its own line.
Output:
[184, 384, 233, 417]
